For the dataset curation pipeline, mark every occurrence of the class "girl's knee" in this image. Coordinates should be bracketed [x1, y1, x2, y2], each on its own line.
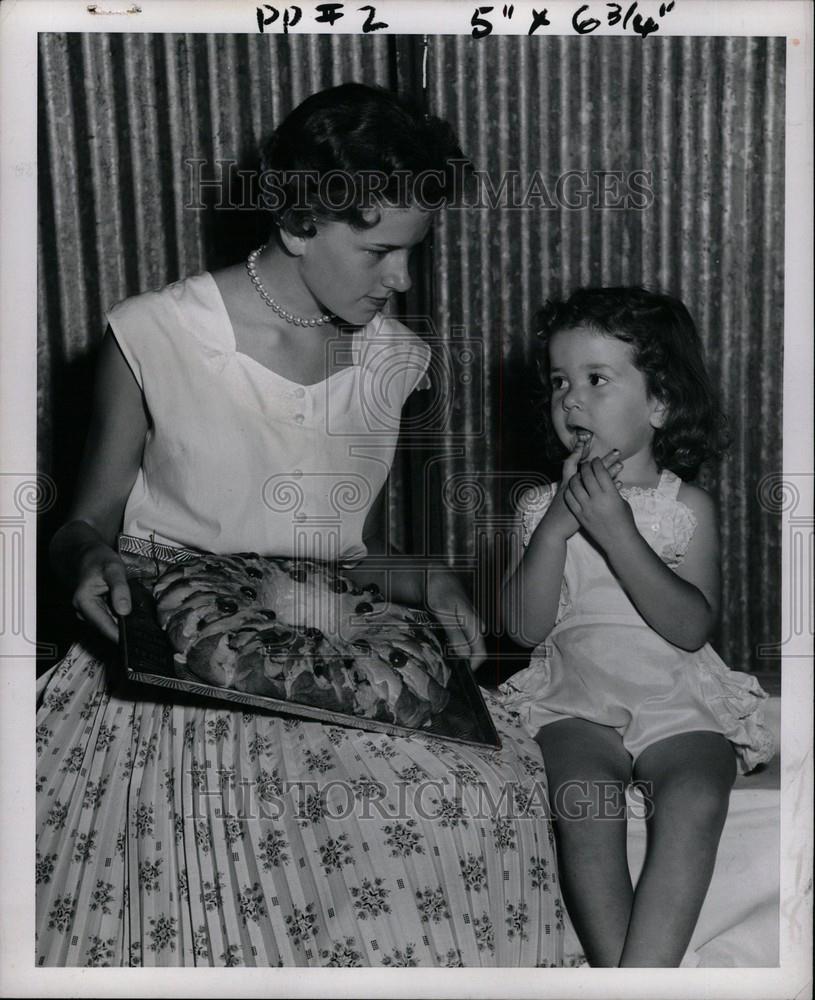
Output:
[549, 774, 629, 823]
[642, 771, 732, 836]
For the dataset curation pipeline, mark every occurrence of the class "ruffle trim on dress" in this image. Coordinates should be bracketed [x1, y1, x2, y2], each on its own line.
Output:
[623, 486, 698, 567]
[694, 650, 779, 773]
[519, 484, 557, 548]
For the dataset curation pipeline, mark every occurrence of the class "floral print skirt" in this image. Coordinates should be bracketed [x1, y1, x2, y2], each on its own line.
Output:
[36, 644, 563, 967]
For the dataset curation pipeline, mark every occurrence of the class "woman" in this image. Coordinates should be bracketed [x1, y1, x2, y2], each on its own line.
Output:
[37, 83, 563, 967]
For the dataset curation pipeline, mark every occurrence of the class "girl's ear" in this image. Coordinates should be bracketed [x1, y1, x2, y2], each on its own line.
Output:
[649, 399, 668, 429]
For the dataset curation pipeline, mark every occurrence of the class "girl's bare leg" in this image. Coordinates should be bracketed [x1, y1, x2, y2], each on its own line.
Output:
[536, 718, 634, 967]
[619, 730, 737, 967]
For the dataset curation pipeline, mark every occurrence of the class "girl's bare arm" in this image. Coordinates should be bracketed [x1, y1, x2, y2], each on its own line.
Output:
[567, 462, 719, 651]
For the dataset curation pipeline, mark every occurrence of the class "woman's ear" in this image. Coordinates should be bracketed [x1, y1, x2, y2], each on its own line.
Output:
[276, 211, 318, 257]
[278, 226, 308, 258]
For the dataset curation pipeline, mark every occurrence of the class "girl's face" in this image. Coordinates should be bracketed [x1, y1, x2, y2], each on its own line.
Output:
[548, 326, 665, 468]
[295, 204, 433, 326]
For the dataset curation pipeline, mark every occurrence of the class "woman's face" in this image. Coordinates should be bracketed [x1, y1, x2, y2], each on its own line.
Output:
[297, 204, 433, 326]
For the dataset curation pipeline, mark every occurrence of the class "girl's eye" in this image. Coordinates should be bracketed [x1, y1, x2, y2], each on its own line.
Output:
[365, 248, 388, 259]
[550, 376, 567, 391]
[588, 373, 608, 386]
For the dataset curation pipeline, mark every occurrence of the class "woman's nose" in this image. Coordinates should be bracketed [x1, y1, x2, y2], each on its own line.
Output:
[382, 252, 411, 293]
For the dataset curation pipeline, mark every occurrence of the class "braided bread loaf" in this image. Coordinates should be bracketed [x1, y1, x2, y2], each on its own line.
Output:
[153, 553, 450, 728]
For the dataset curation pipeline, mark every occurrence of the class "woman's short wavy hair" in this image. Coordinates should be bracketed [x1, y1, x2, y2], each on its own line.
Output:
[260, 82, 472, 237]
[534, 286, 728, 480]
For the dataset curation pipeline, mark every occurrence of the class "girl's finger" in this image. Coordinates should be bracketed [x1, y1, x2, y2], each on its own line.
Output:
[592, 459, 616, 491]
[578, 460, 600, 494]
[563, 440, 587, 478]
[567, 475, 588, 504]
[600, 448, 620, 465]
[563, 488, 582, 516]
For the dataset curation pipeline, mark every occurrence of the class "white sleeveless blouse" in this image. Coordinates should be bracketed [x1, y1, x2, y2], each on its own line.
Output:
[108, 272, 431, 564]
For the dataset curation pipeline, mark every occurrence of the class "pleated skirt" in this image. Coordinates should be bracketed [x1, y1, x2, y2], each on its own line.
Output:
[36, 644, 563, 967]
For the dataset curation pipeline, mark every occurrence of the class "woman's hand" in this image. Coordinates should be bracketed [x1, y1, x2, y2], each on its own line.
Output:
[543, 444, 624, 542]
[426, 570, 487, 671]
[52, 519, 133, 643]
[563, 455, 636, 550]
[72, 540, 132, 643]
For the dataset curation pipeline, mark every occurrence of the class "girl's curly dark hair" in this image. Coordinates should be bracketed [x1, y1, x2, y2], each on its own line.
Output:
[534, 286, 728, 480]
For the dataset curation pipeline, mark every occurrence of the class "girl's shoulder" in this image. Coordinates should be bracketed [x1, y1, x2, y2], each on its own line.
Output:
[515, 480, 558, 513]
[513, 480, 558, 547]
[676, 479, 717, 521]
[625, 471, 714, 567]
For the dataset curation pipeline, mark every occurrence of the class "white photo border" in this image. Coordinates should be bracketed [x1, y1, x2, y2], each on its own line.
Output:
[1, 1, 812, 997]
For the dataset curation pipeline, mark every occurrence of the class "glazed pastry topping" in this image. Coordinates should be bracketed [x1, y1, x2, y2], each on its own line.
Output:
[153, 553, 451, 728]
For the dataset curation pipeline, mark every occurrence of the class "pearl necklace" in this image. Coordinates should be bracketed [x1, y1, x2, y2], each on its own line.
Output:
[246, 246, 333, 327]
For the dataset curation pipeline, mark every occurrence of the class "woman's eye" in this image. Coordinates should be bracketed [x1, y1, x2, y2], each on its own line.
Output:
[365, 248, 388, 259]
[588, 373, 608, 386]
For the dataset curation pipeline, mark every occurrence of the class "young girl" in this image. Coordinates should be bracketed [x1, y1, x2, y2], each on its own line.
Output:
[499, 286, 776, 968]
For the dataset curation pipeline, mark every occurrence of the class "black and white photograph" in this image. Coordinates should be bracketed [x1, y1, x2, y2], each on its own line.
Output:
[0, 0, 811, 995]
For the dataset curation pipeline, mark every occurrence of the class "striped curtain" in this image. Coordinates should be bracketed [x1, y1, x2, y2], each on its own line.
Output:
[38, 33, 784, 674]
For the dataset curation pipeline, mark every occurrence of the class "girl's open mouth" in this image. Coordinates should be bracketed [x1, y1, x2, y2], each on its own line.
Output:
[572, 428, 594, 450]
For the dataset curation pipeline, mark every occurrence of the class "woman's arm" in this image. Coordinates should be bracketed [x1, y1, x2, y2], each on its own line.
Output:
[344, 484, 488, 668]
[50, 328, 149, 641]
[564, 461, 719, 651]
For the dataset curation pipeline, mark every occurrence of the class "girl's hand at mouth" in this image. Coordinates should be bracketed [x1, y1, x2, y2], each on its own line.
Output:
[543, 441, 623, 541]
[563, 454, 637, 549]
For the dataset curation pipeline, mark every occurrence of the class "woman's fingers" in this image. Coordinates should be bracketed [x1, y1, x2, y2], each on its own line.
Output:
[74, 592, 120, 643]
[104, 561, 132, 616]
[72, 556, 131, 642]
[438, 600, 486, 670]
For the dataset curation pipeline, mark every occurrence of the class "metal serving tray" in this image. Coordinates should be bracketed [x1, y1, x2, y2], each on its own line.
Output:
[117, 535, 501, 749]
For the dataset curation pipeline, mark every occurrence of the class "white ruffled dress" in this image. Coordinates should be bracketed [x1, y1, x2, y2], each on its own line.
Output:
[498, 470, 776, 774]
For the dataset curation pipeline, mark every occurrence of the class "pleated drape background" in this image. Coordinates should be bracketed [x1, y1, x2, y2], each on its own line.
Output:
[37, 33, 784, 676]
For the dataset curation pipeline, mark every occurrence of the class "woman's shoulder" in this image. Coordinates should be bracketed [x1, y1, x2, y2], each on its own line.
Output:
[362, 314, 429, 354]
[107, 272, 212, 324]
[360, 315, 432, 392]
